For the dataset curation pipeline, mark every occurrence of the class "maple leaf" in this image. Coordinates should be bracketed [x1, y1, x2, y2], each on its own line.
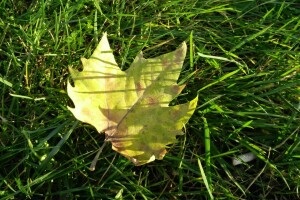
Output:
[67, 33, 198, 166]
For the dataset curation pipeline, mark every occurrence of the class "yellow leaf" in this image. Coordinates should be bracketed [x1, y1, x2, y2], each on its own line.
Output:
[67, 33, 198, 165]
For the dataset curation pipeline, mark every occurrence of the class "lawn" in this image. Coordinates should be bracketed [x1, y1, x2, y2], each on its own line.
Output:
[0, 0, 299, 199]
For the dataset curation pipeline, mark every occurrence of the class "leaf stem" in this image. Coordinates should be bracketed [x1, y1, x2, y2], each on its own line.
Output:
[89, 141, 107, 171]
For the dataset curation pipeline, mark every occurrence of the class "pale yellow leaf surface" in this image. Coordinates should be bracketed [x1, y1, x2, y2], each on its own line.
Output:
[67, 33, 198, 165]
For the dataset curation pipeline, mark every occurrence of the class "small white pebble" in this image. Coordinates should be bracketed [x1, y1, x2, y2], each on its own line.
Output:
[232, 152, 256, 166]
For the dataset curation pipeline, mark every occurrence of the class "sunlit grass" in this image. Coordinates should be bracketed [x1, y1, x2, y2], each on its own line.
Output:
[0, 0, 299, 199]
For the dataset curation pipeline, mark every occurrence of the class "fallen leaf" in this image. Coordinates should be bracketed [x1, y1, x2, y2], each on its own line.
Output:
[67, 33, 198, 165]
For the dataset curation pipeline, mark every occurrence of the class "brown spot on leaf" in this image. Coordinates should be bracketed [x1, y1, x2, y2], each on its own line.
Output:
[176, 48, 183, 57]
[172, 85, 180, 94]
[162, 58, 169, 67]
[158, 149, 167, 160]
[135, 82, 143, 93]
[146, 96, 158, 105]
[171, 109, 181, 118]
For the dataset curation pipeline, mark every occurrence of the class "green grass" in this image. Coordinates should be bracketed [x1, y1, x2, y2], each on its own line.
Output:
[1, 0, 299, 199]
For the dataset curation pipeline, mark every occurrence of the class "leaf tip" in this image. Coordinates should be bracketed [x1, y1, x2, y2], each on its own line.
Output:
[67, 106, 73, 111]
[180, 41, 187, 49]
[132, 155, 156, 166]
[177, 41, 187, 57]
